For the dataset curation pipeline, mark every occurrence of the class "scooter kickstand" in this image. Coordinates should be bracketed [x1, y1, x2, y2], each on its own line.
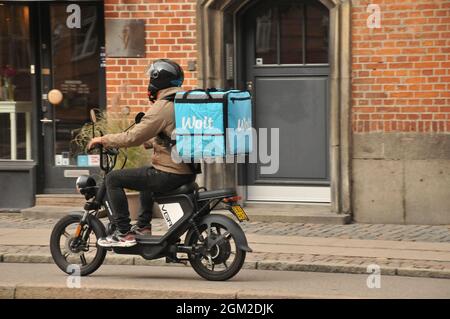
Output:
[165, 256, 188, 265]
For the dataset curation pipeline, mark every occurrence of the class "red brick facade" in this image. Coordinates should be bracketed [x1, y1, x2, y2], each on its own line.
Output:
[103, 0, 450, 132]
[104, 0, 198, 113]
[352, 0, 450, 133]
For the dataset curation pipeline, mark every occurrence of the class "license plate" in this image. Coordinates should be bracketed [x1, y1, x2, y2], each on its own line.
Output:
[230, 205, 249, 222]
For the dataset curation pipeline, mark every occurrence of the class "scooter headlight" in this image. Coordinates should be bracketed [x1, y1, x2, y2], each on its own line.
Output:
[75, 175, 96, 193]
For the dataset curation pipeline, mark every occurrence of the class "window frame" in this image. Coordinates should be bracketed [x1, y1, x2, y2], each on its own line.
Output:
[253, 0, 329, 66]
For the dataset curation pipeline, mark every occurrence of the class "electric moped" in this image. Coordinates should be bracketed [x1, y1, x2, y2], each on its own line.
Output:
[49, 110, 252, 281]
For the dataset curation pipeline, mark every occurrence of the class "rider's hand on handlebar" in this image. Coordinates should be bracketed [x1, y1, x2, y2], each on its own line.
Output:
[87, 137, 103, 152]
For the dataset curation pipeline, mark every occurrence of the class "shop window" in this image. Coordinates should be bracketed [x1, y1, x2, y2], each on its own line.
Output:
[50, 4, 101, 166]
[0, 4, 33, 160]
[72, 7, 98, 62]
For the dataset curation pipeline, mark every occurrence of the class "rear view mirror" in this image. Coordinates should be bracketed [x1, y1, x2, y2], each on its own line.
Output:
[90, 109, 97, 123]
[135, 112, 145, 124]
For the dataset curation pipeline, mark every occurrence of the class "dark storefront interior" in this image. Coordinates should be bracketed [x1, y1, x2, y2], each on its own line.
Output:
[0, 1, 105, 208]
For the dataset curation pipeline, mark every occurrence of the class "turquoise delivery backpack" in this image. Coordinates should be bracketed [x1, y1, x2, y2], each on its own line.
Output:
[172, 89, 253, 160]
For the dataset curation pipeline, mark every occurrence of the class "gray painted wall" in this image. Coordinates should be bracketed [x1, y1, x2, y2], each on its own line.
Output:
[0, 165, 36, 209]
[352, 133, 450, 225]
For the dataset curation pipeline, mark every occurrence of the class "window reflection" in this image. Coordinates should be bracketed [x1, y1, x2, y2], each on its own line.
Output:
[50, 5, 100, 166]
[255, 7, 277, 65]
[306, 2, 329, 64]
[280, 4, 303, 64]
[252, 0, 329, 65]
[0, 114, 10, 159]
[0, 4, 32, 160]
[0, 5, 31, 101]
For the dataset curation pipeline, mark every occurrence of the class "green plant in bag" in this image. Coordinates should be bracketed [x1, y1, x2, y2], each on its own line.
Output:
[71, 109, 151, 170]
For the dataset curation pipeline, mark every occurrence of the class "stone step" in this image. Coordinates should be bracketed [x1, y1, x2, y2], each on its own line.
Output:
[21, 206, 83, 219]
[28, 194, 351, 224]
[21, 205, 158, 220]
[35, 194, 85, 207]
[243, 202, 351, 224]
[22, 203, 350, 225]
[33, 193, 149, 218]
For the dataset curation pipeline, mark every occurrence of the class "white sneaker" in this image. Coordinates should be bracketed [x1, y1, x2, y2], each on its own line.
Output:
[97, 230, 137, 247]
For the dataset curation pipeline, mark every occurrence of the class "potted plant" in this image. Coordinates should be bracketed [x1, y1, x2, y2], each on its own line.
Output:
[72, 109, 153, 220]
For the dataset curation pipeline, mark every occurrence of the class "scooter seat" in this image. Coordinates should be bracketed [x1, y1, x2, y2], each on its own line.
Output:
[198, 188, 236, 201]
[154, 182, 198, 197]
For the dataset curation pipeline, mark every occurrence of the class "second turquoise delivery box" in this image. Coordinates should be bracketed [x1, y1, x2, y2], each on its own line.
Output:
[174, 89, 253, 159]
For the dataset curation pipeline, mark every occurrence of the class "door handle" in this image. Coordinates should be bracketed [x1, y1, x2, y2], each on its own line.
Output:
[246, 81, 253, 92]
[40, 117, 53, 137]
[40, 117, 53, 123]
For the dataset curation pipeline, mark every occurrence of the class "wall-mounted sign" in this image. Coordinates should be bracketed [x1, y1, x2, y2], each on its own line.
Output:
[77, 155, 89, 166]
[100, 46, 106, 68]
[55, 152, 70, 166]
[60, 80, 89, 94]
[88, 155, 100, 167]
[225, 44, 234, 80]
[77, 154, 99, 167]
[64, 170, 90, 178]
[105, 19, 145, 58]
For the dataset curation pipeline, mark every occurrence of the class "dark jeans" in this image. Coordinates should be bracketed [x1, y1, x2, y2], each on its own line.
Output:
[105, 167, 195, 233]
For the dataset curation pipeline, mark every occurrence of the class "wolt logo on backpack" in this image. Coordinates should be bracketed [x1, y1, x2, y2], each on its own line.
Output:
[174, 89, 253, 159]
[181, 116, 214, 130]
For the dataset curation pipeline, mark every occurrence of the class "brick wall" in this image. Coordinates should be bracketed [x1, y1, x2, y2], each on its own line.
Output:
[102, 0, 450, 129]
[352, 0, 450, 133]
[104, 0, 198, 114]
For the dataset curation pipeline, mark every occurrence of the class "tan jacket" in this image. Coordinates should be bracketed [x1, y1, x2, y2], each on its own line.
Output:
[101, 87, 193, 175]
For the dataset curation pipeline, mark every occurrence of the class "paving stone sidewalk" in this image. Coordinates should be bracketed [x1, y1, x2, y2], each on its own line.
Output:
[0, 213, 450, 279]
[1, 213, 449, 242]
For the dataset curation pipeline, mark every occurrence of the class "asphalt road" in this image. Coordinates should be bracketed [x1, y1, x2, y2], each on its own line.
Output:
[0, 263, 449, 299]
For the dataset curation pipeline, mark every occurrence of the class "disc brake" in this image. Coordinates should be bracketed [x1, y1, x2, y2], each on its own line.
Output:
[206, 231, 230, 250]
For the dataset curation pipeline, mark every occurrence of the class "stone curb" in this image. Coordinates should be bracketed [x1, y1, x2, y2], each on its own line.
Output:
[0, 284, 352, 299]
[1, 252, 450, 279]
[256, 261, 398, 276]
[3, 253, 54, 264]
[0, 285, 15, 299]
[396, 267, 450, 279]
[12, 285, 237, 299]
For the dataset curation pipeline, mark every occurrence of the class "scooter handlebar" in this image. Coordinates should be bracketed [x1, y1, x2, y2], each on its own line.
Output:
[104, 148, 119, 156]
[87, 143, 118, 156]
[87, 143, 102, 153]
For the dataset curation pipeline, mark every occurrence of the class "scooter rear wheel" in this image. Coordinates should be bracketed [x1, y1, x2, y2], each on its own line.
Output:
[50, 214, 107, 276]
[186, 222, 246, 281]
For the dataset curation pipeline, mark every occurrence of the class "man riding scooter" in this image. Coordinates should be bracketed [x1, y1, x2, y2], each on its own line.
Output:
[88, 59, 196, 248]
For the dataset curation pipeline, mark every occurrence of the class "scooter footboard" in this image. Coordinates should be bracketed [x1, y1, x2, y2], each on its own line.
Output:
[113, 244, 166, 260]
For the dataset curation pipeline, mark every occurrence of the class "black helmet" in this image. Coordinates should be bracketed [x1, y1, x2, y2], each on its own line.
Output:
[147, 59, 184, 102]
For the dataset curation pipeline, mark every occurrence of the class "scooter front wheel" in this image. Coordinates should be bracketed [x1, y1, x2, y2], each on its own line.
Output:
[50, 214, 107, 276]
[186, 221, 246, 281]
